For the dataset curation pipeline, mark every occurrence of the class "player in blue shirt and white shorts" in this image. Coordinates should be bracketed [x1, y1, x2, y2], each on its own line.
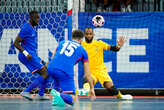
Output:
[48, 30, 96, 106]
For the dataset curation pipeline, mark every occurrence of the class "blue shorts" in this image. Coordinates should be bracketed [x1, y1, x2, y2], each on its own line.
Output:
[47, 68, 75, 93]
[18, 53, 44, 73]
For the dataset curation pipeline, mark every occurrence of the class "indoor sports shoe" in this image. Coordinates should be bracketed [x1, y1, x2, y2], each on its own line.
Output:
[120, 94, 133, 100]
[34, 95, 50, 100]
[50, 89, 65, 106]
[21, 91, 33, 100]
[76, 89, 89, 96]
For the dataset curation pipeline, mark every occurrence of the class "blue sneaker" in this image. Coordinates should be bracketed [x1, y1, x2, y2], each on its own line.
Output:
[50, 89, 65, 106]
[21, 91, 33, 100]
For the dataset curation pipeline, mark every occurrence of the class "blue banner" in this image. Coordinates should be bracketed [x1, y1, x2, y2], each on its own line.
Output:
[78, 12, 164, 89]
[1, 12, 164, 89]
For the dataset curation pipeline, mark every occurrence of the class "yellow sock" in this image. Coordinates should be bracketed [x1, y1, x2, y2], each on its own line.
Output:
[115, 91, 122, 98]
[75, 89, 79, 95]
[83, 83, 90, 90]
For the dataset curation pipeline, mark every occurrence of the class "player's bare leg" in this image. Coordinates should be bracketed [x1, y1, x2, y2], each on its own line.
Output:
[103, 81, 133, 100]
[82, 80, 133, 100]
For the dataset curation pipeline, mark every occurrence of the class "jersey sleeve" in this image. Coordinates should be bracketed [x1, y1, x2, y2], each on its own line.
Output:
[18, 25, 29, 39]
[99, 40, 109, 50]
[81, 47, 88, 62]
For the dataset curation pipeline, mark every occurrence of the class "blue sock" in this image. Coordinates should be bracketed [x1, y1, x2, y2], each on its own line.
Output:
[38, 80, 47, 96]
[60, 93, 74, 105]
[24, 76, 45, 92]
[51, 74, 62, 93]
[53, 86, 62, 93]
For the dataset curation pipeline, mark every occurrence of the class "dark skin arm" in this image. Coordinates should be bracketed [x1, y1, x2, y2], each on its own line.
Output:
[14, 35, 32, 60]
[83, 62, 96, 101]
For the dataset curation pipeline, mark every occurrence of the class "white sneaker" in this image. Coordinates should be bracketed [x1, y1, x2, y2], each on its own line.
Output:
[21, 91, 33, 100]
[76, 89, 89, 96]
[120, 94, 133, 100]
[34, 95, 50, 100]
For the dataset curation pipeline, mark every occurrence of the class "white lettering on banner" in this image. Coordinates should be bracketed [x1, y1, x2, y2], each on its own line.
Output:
[0, 29, 28, 72]
[117, 28, 149, 73]
[38, 29, 58, 62]
[94, 28, 113, 72]
[0, 28, 149, 73]
[0, 29, 58, 73]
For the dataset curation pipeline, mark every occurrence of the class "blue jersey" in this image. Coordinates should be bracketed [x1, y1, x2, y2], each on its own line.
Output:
[18, 22, 37, 55]
[48, 40, 88, 75]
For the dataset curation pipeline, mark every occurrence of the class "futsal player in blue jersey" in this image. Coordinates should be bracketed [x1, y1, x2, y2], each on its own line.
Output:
[48, 30, 96, 106]
[14, 11, 49, 100]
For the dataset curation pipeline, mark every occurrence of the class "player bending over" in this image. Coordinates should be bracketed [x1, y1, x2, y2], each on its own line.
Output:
[48, 29, 96, 106]
[81, 27, 133, 100]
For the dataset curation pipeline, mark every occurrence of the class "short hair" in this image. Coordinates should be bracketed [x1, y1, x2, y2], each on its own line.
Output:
[72, 30, 84, 40]
[84, 27, 93, 33]
[29, 10, 38, 18]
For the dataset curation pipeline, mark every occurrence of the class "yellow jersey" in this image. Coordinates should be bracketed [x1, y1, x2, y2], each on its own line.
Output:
[82, 40, 109, 70]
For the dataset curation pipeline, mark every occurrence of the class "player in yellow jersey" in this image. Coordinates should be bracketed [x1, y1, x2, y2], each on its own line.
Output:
[81, 27, 133, 100]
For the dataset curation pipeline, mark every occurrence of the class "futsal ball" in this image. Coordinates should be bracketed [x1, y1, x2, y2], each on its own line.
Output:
[92, 15, 105, 27]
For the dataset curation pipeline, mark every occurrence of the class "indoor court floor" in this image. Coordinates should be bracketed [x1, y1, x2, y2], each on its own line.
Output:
[0, 96, 164, 110]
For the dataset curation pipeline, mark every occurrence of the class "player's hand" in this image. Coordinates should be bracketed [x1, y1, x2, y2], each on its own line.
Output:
[117, 36, 126, 47]
[45, 62, 49, 69]
[89, 89, 96, 101]
[26, 54, 32, 60]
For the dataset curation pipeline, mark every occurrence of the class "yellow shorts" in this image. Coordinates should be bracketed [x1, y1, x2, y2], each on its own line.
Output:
[90, 68, 113, 87]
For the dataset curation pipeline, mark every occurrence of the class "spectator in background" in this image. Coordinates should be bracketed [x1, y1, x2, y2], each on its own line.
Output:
[112, 0, 133, 12]
[120, 0, 133, 12]
[92, 0, 114, 12]
[92, 0, 133, 12]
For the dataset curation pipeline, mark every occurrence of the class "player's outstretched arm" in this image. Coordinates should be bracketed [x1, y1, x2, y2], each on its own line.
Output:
[108, 36, 125, 52]
[14, 36, 32, 60]
[51, 48, 57, 59]
[83, 62, 96, 101]
[45, 48, 57, 67]
[44, 48, 56, 68]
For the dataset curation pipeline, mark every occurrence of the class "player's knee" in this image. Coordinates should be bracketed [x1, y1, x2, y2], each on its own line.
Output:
[103, 81, 113, 88]
[42, 73, 48, 79]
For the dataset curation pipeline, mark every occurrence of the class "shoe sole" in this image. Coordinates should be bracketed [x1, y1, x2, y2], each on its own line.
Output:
[21, 95, 33, 101]
[35, 98, 50, 100]
[20, 92, 33, 101]
[120, 97, 133, 100]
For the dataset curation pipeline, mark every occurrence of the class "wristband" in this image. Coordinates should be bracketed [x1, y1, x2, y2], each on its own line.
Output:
[110, 45, 120, 52]
[23, 50, 29, 57]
